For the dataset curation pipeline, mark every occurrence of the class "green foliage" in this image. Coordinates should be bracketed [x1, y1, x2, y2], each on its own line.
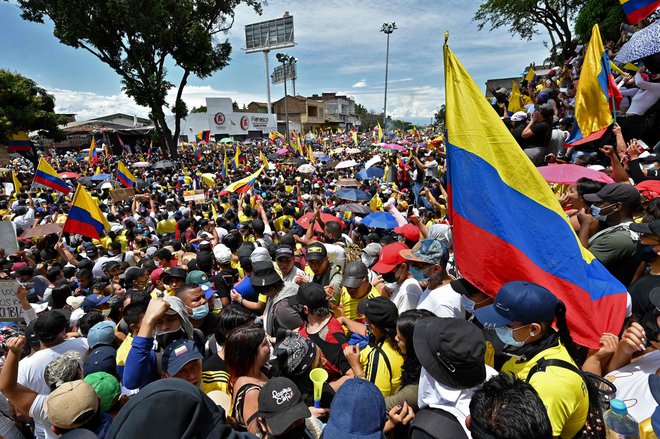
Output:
[434, 105, 446, 128]
[0, 69, 66, 145]
[575, 0, 625, 44]
[390, 119, 412, 131]
[474, 0, 587, 62]
[14, 0, 262, 156]
[191, 105, 208, 113]
[355, 103, 383, 132]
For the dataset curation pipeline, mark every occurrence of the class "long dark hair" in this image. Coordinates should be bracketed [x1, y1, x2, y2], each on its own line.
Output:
[552, 301, 581, 364]
[398, 309, 434, 387]
[224, 324, 266, 392]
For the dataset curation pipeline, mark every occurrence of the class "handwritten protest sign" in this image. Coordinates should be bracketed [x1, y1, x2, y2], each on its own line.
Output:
[183, 190, 205, 204]
[0, 280, 24, 321]
[110, 188, 135, 202]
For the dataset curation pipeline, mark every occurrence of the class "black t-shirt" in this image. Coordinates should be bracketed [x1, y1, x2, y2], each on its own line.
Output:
[516, 121, 549, 149]
[203, 352, 226, 372]
[212, 268, 239, 300]
[628, 274, 660, 320]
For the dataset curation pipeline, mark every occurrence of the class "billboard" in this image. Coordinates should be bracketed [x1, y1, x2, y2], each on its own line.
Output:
[272, 63, 296, 85]
[245, 14, 295, 53]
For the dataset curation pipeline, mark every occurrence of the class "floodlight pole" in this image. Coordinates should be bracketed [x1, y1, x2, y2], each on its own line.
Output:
[264, 50, 272, 114]
[381, 22, 397, 127]
[277, 53, 292, 142]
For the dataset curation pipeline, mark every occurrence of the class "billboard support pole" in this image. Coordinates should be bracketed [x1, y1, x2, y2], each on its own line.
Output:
[264, 50, 272, 114]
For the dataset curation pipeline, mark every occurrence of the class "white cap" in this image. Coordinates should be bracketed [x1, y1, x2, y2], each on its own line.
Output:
[213, 244, 232, 264]
[250, 247, 272, 264]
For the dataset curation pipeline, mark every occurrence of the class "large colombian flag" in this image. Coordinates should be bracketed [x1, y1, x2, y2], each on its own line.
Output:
[443, 38, 627, 349]
[34, 158, 71, 195]
[218, 166, 264, 196]
[7, 132, 33, 152]
[620, 0, 660, 24]
[116, 161, 136, 188]
[567, 25, 621, 147]
[62, 184, 110, 239]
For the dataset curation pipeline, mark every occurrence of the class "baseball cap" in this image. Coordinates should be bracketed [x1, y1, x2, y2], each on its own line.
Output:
[186, 270, 216, 299]
[629, 219, 660, 236]
[213, 244, 232, 264]
[449, 278, 483, 297]
[123, 267, 146, 286]
[162, 267, 187, 283]
[341, 261, 369, 289]
[250, 262, 282, 288]
[45, 380, 99, 430]
[306, 243, 327, 262]
[413, 317, 486, 389]
[102, 260, 121, 273]
[237, 246, 253, 266]
[371, 242, 408, 274]
[162, 339, 203, 376]
[357, 297, 398, 329]
[44, 351, 82, 390]
[258, 377, 311, 436]
[274, 332, 317, 377]
[81, 294, 112, 312]
[400, 238, 449, 266]
[474, 281, 559, 328]
[394, 224, 420, 242]
[292, 282, 326, 308]
[83, 345, 117, 377]
[251, 248, 272, 264]
[150, 268, 164, 285]
[323, 379, 386, 439]
[275, 245, 294, 260]
[583, 183, 641, 205]
[361, 243, 382, 267]
[86, 321, 116, 349]
[34, 311, 68, 343]
[24, 320, 40, 348]
[84, 372, 121, 412]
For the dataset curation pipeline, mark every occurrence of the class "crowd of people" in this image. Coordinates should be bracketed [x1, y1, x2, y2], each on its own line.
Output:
[0, 15, 658, 439]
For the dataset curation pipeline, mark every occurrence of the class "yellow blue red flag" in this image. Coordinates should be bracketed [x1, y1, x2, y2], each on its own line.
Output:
[221, 150, 228, 179]
[116, 161, 136, 188]
[443, 39, 626, 349]
[619, 0, 660, 24]
[62, 184, 110, 239]
[88, 137, 99, 165]
[218, 166, 264, 196]
[34, 158, 71, 194]
[7, 132, 33, 152]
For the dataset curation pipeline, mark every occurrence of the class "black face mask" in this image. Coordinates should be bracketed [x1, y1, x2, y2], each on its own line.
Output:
[381, 269, 398, 283]
[635, 242, 657, 262]
[267, 422, 306, 439]
[156, 328, 186, 350]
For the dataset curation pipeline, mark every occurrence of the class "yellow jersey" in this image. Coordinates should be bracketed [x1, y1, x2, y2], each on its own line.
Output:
[339, 286, 380, 323]
[360, 339, 404, 397]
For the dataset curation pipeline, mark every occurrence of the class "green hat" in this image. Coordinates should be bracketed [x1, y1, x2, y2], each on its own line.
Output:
[84, 372, 120, 412]
[186, 270, 210, 285]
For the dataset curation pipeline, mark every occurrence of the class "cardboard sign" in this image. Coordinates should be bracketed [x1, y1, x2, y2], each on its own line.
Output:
[0, 222, 18, 254]
[110, 188, 135, 202]
[183, 190, 205, 204]
[21, 223, 63, 239]
[0, 280, 24, 321]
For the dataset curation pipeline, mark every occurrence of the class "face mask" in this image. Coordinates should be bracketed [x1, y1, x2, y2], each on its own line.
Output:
[495, 325, 530, 348]
[381, 270, 398, 283]
[635, 242, 657, 262]
[460, 295, 477, 314]
[272, 422, 306, 439]
[190, 303, 209, 320]
[590, 204, 615, 222]
[409, 266, 430, 282]
[155, 327, 185, 349]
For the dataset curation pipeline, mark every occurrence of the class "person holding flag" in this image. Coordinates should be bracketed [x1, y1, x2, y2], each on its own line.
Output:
[33, 158, 71, 195]
[116, 161, 136, 188]
[88, 137, 99, 165]
[221, 150, 228, 179]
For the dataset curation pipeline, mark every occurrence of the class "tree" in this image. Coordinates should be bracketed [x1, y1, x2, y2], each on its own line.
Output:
[474, 0, 586, 63]
[433, 105, 446, 129]
[575, 0, 625, 44]
[390, 119, 412, 131]
[0, 69, 67, 168]
[14, 0, 261, 157]
[191, 106, 208, 114]
[354, 103, 383, 132]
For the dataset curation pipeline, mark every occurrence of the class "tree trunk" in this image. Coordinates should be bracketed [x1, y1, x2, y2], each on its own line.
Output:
[173, 70, 190, 153]
[150, 105, 177, 159]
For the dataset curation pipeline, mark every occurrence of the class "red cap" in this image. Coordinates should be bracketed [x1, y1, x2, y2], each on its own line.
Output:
[150, 268, 164, 284]
[394, 224, 420, 242]
[372, 242, 409, 274]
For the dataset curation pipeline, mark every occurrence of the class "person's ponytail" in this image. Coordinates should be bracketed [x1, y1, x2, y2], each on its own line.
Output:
[554, 301, 580, 363]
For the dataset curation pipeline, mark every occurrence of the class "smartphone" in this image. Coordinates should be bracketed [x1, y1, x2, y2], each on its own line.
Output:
[407, 205, 414, 216]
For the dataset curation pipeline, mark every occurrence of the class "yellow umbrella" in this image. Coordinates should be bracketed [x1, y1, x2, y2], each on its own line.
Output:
[201, 173, 216, 187]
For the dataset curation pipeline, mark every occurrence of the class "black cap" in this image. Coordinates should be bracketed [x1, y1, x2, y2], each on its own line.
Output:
[357, 297, 397, 329]
[25, 320, 40, 348]
[162, 267, 187, 283]
[292, 282, 326, 308]
[583, 183, 640, 205]
[124, 267, 146, 286]
[306, 243, 327, 261]
[237, 246, 253, 265]
[630, 219, 660, 236]
[341, 261, 369, 288]
[413, 317, 486, 389]
[103, 260, 121, 273]
[275, 245, 294, 260]
[449, 278, 482, 297]
[258, 377, 311, 436]
[34, 311, 68, 343]
[250, 262, 282, 287]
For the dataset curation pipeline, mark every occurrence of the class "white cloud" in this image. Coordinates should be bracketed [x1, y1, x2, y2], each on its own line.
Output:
[352, 79, 368, 88]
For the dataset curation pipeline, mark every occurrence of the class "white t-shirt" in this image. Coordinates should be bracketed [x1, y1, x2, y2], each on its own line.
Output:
[417, 283, 465, 319]
[281, 266, 310, 284]
[322, 243, 346, 271]
[390, 277, 423, 313]
[29, 394, 56, 439]
[18, 338, 89, 395]
[424, 160, 439, 178]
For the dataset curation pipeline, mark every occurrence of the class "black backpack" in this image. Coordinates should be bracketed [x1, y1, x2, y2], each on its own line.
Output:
[408, 407, 469, 439]
[526, 357, 616, 439]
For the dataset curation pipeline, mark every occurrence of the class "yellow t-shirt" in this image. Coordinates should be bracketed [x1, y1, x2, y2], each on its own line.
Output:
[501, 342, 588, 439]
[157, 218, 176, 235]
[339, 286, 380, 323]
[360, 339, 404, 397]
[202, 370, 230, 395]
[116, 332, 133, 371]
[274, 215, 294, 232]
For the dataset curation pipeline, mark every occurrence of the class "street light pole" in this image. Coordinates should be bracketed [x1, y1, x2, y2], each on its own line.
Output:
[381, 22, 397, 128]
[277, 53, 293, 142]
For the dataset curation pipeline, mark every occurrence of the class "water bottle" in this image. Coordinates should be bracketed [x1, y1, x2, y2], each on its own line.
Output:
[603, 399, 640, 439]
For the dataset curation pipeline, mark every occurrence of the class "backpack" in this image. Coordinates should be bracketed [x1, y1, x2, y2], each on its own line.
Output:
[526, 357, 616, 439]
[408, 407, 468, 439]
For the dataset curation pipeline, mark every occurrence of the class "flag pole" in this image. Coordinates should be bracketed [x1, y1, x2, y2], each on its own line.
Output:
[611, 94, 617, 125]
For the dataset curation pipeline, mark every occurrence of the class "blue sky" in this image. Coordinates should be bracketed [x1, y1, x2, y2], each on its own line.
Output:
[0, 0, 551, 125]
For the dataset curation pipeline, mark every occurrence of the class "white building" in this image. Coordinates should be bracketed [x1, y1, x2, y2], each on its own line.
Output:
[172, 97, 277, 141]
